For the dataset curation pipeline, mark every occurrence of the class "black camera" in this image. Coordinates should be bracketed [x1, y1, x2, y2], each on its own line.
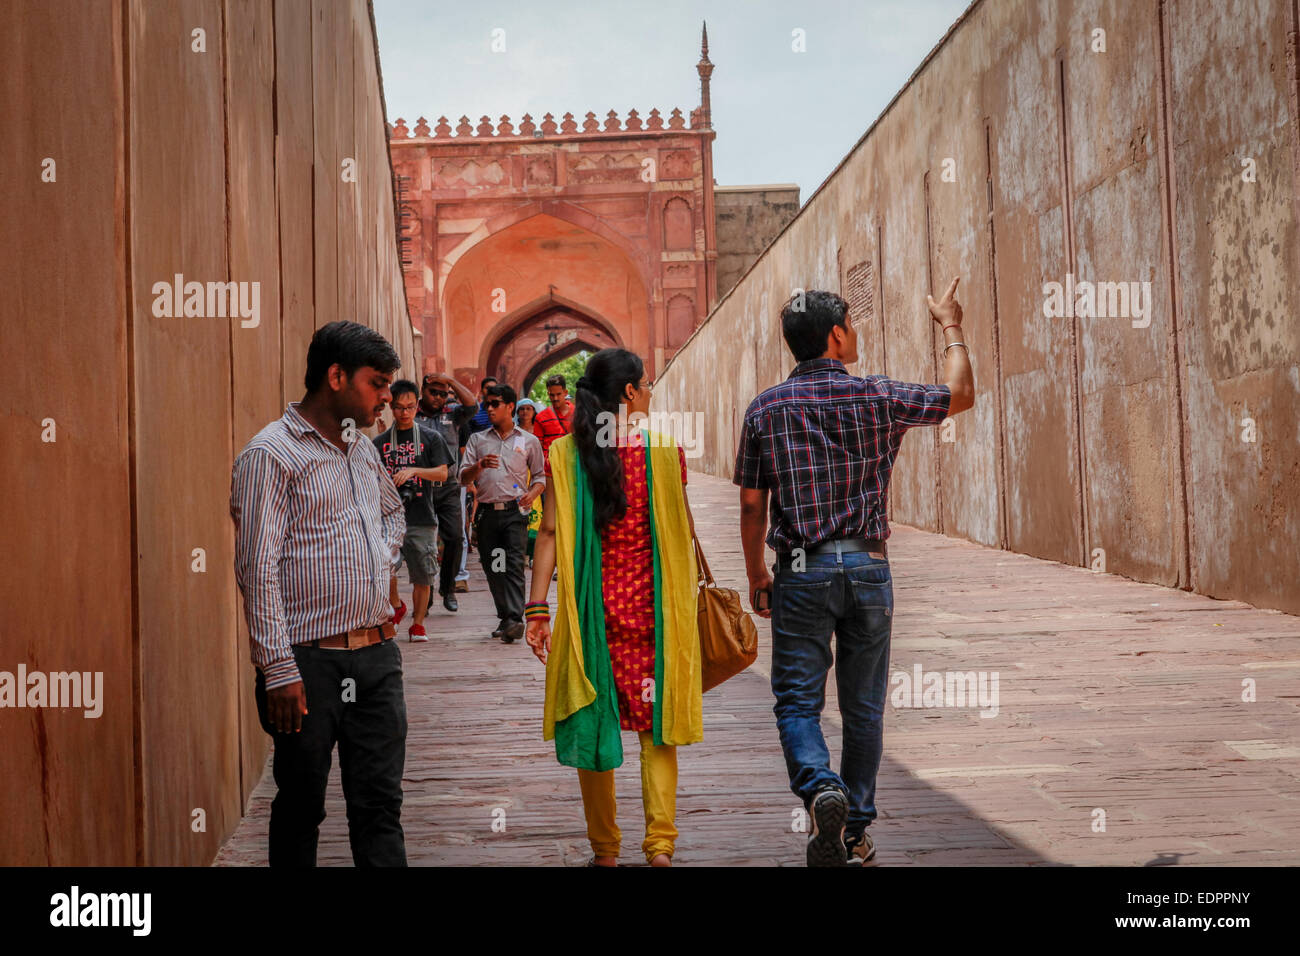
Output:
[399, 480, 422, 505]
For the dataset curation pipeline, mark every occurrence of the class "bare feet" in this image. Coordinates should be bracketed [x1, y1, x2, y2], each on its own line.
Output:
[591, 855, 617, 867]
[650, 853, 671, 867]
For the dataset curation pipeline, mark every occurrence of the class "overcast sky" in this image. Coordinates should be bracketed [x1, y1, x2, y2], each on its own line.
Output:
[374, 0, 974, 202]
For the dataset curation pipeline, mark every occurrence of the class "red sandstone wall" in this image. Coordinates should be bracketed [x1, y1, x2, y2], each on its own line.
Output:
[654, 0, 1300, 617]
[0, 0, 415, 865]
[389, 111, 718, 385]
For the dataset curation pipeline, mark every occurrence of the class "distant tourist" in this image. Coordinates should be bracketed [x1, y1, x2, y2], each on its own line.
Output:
[467, 375, 498, 435]
[515, 397, 539, 435]
[415, 372, 477, 611]
[230, 320, 410, 867]
[533, 373, 574, 460]
[524, 348, 701, 867]
[373, 379, 452, 641]
[734, 281, 974, 866]
[460, 384, 545, 643]
[460, 375, 499, 590]
[515, 399, 543, 563]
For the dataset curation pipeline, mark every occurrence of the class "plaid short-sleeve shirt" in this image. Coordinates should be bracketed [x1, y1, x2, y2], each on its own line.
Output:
[733, 358, 950, 553]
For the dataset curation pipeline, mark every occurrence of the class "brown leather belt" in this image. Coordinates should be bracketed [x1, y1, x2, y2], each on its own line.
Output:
[310, 622, 396, 650]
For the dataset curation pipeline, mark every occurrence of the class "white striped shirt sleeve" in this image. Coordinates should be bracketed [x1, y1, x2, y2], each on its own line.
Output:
[231, 447, 301, 689]
[371, 440, 406, 570]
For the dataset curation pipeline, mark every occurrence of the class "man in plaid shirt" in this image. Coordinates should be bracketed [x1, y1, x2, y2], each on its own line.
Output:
[734, 279, 974, 866]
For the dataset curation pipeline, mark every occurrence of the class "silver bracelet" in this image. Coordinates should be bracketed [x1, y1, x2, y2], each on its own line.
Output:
[943, 341, 968, 355]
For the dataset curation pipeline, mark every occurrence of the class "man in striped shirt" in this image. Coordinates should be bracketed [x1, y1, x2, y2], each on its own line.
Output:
[735, 281, 974, 866]
[231, 320, 410, 867]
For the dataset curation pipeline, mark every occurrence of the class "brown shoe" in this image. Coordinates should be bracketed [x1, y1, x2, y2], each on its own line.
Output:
[806, 788, 849, 867]
[454, 579, 469, 593]
[846, 831, 876, 865]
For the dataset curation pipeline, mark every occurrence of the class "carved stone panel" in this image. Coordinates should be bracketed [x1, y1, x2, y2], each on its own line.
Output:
[435, 159, 506, 188]
[567, 152, 642, 184]
[524, 156, 555, 186]
[663, 262, 695, 288]
[660, 149, 694, 180]
[844, 259, 874, 325]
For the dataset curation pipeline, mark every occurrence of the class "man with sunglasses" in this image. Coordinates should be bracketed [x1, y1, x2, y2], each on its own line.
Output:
[460, 384, 545, 643]
[416, 372, 477, 610]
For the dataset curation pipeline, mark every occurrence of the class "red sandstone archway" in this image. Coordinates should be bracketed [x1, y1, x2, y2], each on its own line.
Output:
[481, 296, 623, 391]
[519, 337, 603, 398]
[440, 213, 649, 386]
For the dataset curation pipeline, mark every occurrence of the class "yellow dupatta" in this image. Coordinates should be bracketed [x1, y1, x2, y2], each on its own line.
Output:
[542, 431, 703, 761]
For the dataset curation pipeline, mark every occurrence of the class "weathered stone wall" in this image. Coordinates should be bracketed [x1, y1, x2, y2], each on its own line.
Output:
[714, 185, 801, 298]
[0, 0, 415, 864]
[655, 0, 1300, 616]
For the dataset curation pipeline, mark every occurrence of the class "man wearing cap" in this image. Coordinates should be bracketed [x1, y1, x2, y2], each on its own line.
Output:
[415, 371, 478, 611]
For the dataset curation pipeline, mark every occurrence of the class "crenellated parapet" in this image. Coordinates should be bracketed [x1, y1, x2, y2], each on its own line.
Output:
[388, 105, 700, 142]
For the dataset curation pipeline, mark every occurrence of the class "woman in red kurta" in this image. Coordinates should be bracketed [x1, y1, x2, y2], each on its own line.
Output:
[546, 430, 687, 733]
[527, 348, 695, 867]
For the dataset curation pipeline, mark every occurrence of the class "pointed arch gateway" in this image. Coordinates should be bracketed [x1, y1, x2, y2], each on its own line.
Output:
[440, 212, 650, 389]
[480, 293, 624, 395]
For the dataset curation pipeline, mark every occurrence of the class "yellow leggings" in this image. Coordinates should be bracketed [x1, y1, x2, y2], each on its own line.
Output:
[576, 731, 677, 863]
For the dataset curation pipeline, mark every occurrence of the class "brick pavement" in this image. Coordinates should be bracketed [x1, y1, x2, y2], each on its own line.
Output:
[215, 470, 1300, 866]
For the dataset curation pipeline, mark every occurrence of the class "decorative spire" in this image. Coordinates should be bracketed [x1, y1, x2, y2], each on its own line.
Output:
[695, 20, 713, 130]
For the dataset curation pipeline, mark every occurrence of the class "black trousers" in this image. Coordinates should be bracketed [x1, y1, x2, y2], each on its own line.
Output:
[430, 486, 463, 597]
[475, 506, 528, 624]
[254, 640, 408, 867]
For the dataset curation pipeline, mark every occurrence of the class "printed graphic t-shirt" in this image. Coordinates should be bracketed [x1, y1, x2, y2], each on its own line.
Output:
[372, 424, 453, 527]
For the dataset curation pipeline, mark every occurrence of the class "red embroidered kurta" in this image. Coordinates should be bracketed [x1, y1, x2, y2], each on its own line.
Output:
[547, 433, 688, 731]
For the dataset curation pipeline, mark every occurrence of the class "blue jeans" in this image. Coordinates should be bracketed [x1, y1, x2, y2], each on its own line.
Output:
[770, 551, 893, 838]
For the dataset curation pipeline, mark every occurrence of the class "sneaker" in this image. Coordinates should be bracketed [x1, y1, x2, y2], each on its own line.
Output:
[408, 623, 428, 642]
[807, 788, 849, 867]
[502, 620, 525, 644]
[392, 602, 408, 626]
[454, 580, 469, 593]
[845, 831, 876, 865]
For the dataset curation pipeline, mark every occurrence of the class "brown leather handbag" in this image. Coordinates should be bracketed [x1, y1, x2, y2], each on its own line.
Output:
[693, 532, 759, 692]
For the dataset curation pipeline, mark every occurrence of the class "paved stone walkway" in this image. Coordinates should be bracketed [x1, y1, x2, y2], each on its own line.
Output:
[215, 470, 1300, 866]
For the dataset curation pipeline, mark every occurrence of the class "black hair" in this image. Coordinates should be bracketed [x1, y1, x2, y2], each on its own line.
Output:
[780, 290, 850, 362]
[390, 379, 418, 402]
[571, 348, 644, 532]
[546, 374, 566, 389]
[485, 383, 517, 409]
[304, 321, 401, 392]
[480, 375, 499, 389]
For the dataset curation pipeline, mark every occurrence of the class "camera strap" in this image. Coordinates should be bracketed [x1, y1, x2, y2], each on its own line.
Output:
[387, 418, 423, 466]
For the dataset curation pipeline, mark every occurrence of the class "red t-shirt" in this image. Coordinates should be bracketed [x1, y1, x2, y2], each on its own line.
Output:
[534, 402, 574, 459]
